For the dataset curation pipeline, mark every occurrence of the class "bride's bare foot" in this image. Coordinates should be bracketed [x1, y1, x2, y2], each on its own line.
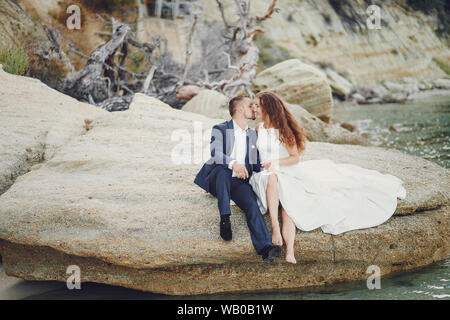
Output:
[285, 247, 296, 264]
[285, 253, 297, 264]
[272, 229, 283, 246]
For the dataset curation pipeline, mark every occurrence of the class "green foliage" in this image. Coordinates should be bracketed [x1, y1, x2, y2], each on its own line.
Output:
[129, 51, 146, 74]
[433, 57, 450, 75]
[0, 45, 29, 76]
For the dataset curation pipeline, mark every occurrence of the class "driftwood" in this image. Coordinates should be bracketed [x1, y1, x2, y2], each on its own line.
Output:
[44, 16, 171, 110]
[64, 20, 131, 104]
[39, 1, 279, 111]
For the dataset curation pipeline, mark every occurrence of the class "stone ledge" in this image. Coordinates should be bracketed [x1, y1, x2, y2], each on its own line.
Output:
[0, 206, 447, 295]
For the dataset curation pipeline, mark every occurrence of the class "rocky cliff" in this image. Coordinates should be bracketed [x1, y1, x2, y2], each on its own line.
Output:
[198, 0, 450, 85]
[0, 0, 46, 48]
[0, 67, 448, 295]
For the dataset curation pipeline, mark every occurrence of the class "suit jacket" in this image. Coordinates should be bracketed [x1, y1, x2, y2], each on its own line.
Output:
[194, 119, 262, 193]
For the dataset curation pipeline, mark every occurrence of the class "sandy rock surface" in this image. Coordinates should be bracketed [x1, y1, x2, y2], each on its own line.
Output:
[0, 66, 106, 194]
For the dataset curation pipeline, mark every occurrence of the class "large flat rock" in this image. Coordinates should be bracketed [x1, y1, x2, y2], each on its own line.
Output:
[0, 66, 105, 194]
[0, 91, 448, 295]
[1, 206, 447, 295]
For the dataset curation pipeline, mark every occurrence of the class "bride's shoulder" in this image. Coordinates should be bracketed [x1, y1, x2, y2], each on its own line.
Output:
[273, 127, 280, 138]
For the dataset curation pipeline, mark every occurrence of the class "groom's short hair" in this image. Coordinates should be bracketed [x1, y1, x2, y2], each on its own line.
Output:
[229, 95, 249, 116]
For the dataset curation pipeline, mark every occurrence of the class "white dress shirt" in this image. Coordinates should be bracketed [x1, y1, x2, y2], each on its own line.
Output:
[228, 119, 248, 177]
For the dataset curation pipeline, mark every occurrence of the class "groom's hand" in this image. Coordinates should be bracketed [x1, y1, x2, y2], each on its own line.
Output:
[232, 162, 249, 179]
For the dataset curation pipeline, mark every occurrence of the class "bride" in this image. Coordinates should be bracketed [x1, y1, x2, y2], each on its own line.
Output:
[249, 91, 407, 264]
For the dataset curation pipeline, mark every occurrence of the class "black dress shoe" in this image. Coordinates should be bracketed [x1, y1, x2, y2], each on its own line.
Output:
[220, 220, 232, 241]
[262, 245, 281, 264]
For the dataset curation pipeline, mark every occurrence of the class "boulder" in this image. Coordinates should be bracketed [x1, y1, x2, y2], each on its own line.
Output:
[350, 83, 414, 104]
[182, 89, 369, 146]
[252, 59, 333, 118]
[176, 85, 204, 101]
[340, 122, 356, 132]
[351, 93, 366, 103]
[382, 92, 410, 103]
[382, 81, 419, 95]
[433, 78, 450, 89]
[419, 81, 434, 90]
[181, 89, 229, 119]
[286, 103, 370, 146]
[371, 85, 389, 98]
[0, 79, 448, 295]
[0, 65, 105, 195]
[324, 67, 353, 98]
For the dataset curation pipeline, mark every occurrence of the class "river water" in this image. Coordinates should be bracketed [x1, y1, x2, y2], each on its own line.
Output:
[0, 93, 449, 300]
[1, 258, 448, 300]
[331, 93, 450, 169]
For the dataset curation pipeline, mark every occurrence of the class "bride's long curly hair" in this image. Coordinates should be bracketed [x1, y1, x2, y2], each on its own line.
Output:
[255, 91, 307, 154]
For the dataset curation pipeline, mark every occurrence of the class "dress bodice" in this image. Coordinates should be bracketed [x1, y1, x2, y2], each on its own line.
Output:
[256, 123, 290, 162]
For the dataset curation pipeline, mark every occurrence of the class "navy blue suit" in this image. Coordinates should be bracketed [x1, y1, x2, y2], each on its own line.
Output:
[194, 120, 272, 255]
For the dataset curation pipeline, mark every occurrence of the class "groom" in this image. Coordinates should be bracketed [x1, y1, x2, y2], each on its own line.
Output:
[194, 95, 281, 264]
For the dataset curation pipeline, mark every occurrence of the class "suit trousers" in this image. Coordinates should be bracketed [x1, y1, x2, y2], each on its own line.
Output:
[208, 166, 272, 254]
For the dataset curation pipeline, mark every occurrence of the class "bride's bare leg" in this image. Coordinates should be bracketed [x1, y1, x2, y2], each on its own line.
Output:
[281, 207, 297, 264]
[266, 173, 283, 246]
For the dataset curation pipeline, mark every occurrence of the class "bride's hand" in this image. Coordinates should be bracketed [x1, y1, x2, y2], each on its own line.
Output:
[262, 160, 278, 172]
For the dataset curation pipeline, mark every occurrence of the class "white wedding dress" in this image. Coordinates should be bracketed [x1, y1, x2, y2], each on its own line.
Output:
[249, 123, 407, 235]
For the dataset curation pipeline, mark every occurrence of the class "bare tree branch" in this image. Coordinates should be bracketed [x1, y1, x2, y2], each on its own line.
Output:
[216, 0, 230, 33]
[254, 0, 278, 21]
[180, 12, 198, 87]
[142, 64, 157, 93]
